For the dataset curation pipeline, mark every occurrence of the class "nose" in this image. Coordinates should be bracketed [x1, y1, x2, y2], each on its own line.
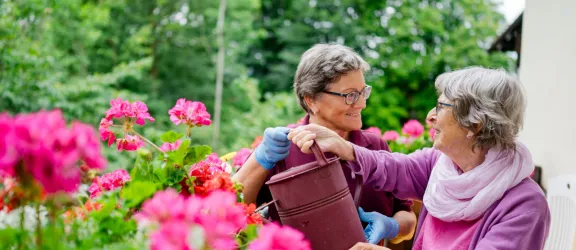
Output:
[352, 95, 367, 109]
[426, 107, 437, 125]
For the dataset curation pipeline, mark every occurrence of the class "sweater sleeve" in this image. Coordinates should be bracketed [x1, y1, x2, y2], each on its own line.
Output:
[347, 144, 441, 200]
[474, 209, 550, 250]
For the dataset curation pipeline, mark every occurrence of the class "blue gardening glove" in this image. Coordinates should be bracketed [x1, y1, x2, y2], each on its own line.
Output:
[358, 207, 399, 244]
[254, 127, 291, 170]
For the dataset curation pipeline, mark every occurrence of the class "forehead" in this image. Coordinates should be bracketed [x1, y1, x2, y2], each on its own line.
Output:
[329, 70, 366, 91]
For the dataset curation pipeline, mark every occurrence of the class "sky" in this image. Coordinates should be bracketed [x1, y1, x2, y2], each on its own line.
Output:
[500, 0, 525, 23]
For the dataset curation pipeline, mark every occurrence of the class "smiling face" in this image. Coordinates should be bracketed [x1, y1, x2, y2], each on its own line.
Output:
[426, 94, 474, 155]
[306, 70, 367, 133]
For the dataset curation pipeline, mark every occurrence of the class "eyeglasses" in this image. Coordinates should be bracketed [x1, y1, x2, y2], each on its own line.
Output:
[323, 85, 372, 105]
[436, 101, 453, 113]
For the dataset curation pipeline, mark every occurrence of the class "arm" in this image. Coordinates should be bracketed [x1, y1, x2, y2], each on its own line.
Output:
[289, 124, 439, 200]
[338, 142, 438, 200]
[475, 210, 550, 250]
[232, 154, 269, 204]
[389, 211, 417, 244]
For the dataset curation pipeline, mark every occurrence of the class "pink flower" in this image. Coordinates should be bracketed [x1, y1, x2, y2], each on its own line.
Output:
[202, 153, 225, 173]
[232, 148, 251, 167]
[71, 122, 106, 170]
[428, 128, 436, 140]
[132, 101, 155, 125]
[150, 221, 192, 250]
[382, 131, 400, 141]
[116, 135, 144, 151]
[248, 223, 311, 250]
[0, 114, 18, 176]
[98, 118, 116, 147]
[168, 98, 211, 127]
[365, 127, 382, 136]
[286, 124, 299, 129]
[134, 189, 187, 224]
[402, 120, 424, 138]
[160, 140, 183, 152]
[88, 169, 131, 198]
[187, 191, 246, 250]
[2, 110, 106, 193]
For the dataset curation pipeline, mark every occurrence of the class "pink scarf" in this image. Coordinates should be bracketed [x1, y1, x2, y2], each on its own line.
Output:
[423, 141, 534, 222]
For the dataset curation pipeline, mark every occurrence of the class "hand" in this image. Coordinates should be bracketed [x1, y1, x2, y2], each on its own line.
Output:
[254, 127, 291, 170]
[287, 124, 349, 157]
[358, 207, 399, 244]
[349, 242, 390, 250]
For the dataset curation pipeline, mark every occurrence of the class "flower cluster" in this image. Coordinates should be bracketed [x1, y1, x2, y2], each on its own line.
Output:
[99, 98, 155, 151]
[135, 189, 246, 250]
[168, 98, 211, 127]
[370, 120, 434, 154]
[0, 110, 106, 194]
[88, 169, 131, 199]
[231, 148, 251, 168]
[248, 223, 311, 250]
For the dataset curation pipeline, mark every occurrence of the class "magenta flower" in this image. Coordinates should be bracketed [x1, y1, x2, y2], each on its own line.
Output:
[160, 140, 182, 152]
[248, 223, 311, 250]
[99, 98, 154, 152]
[1, 110, 106, 193]
[150, 221, 192, 250]
[0, 113, 18, 176]
[168, 98, 211, 127]
[232, 148, 251, 167]
[187, 191, 246, 250]
[402, 120, 424, 138]
[365, 127, 382, 136]
[382, 131, 400, 141]
[134, 189, 187, 224]
[428, 128, 436, 140]
[89, 169, 131, 198]
[116, 135, 144, 151]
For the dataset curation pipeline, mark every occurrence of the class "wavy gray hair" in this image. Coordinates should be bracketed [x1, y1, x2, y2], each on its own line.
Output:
[435, 67, 526, 150]
[293, 43, 370, 113]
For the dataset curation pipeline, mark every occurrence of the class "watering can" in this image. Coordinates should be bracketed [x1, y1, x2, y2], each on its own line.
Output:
[265, 141, 366, 250]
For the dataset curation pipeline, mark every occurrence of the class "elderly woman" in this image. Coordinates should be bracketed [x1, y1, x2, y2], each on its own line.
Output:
[288, 67, 551, 250]
[233, 43, 417, 244]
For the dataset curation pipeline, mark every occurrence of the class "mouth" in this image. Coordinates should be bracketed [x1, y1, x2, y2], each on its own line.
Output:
[346, 112, 361, 117]
[434, 127, 441, 135]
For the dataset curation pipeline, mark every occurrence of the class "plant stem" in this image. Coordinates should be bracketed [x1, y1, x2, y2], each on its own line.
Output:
[35, 203, 42, 247]
[186, 125, 192, 138]
[131, 130, 164, 153]
[19, 206, 25, 250]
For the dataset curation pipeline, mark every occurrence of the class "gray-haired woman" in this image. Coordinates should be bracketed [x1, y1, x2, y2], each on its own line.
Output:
[233, 43, 417, 245]
[288, 67, 551, 250]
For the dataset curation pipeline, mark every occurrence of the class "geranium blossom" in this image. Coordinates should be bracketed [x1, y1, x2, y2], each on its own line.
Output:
[88, 169, 131, 198]
[160, 140, 182, 152]
[134, 189, 186, 224]
[241, 203, 263, 225]
[365, 127, 382, 136]
[248, 223, 311, 250]
[232, 148, 251, 167]
[382, 131, 400, 141]
[0, 110, 106, 194]
[99, 98, 154, 152]
[203, 172, 236, 195]
[402, 120, 424, 138]
[168, 98, 211, 127]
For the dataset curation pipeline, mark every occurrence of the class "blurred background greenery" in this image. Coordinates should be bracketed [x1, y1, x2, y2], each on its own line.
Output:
[0, 0, 515, 169]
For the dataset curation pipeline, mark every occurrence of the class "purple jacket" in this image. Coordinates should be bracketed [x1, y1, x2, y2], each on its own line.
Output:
[349, 145, 551, 250]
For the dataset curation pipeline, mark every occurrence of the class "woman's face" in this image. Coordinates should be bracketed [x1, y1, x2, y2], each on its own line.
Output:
[307, 70, 367, 132]
[426, 94, 473, 154]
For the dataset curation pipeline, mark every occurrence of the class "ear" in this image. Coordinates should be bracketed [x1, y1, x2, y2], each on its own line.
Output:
[304, 95, 318, 115]
[466, 131, 474, 138]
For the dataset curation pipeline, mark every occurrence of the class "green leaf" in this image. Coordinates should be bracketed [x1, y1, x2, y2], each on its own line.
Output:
[160, 130, 185, 143]
[166, 139, 191, 166]
[120, 181, 161, 208]
[183, 145, 212, 166]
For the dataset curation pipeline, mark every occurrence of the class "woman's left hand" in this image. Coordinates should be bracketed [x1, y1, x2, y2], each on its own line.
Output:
[349, 242, 390, 250]
[358, 207, 400, 244]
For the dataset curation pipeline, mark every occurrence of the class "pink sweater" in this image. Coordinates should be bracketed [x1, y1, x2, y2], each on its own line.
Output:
[413, 215, 481, 250]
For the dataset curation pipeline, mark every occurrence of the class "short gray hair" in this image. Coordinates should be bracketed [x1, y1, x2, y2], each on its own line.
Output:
[294, 43, 370, 113]
[435, 67, 526, 150]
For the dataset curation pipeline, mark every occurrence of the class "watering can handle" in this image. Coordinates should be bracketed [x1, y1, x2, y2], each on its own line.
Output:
[310, 141, 364, 208]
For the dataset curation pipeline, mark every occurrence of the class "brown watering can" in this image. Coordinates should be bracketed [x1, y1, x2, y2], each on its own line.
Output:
[265, 141, 366, 250]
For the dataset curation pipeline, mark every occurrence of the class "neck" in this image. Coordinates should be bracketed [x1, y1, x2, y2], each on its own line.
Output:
[309, 115, 350, 140]
[447, 147, 488, 173]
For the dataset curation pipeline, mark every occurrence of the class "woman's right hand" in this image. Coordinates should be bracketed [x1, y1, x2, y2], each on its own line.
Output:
[349, 242, 390, 250]
[288, 124, 355, 160]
